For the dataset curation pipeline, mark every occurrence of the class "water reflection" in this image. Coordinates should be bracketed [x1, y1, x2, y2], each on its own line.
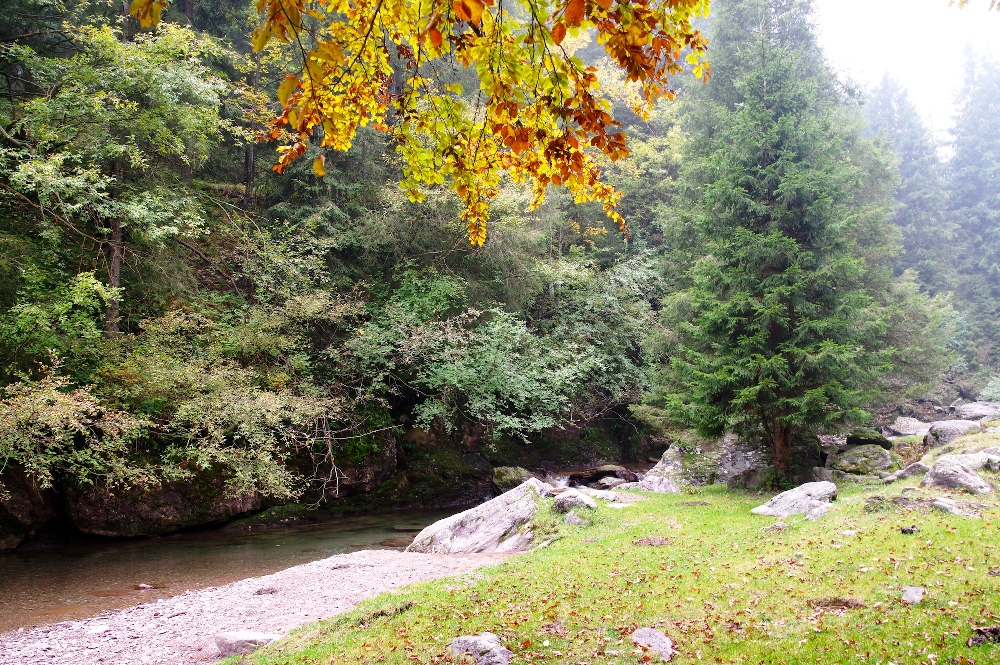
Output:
[0, 508, 456, 633]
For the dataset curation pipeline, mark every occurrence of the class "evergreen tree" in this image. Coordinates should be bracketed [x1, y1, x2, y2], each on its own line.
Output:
[864, 75, 954, 293]
[949, 58, 1000, 360]
[651, 0, 929, 476]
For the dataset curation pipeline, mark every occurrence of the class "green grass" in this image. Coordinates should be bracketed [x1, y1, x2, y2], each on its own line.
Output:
[229, 481, 1000, 665]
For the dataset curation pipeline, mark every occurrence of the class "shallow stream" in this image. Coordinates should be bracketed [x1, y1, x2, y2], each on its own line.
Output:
[0, 508, 456, 634]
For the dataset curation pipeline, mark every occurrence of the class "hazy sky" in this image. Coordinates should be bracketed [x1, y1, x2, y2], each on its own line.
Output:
[811, 0, 1000, 140]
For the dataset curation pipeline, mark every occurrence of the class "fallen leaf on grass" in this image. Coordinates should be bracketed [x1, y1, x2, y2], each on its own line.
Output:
[968, 625, 1000, 646]
[634, 537, 673, 546]
[807, 597, 867, 610]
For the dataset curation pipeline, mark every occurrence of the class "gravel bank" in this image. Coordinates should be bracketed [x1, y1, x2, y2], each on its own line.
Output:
[0, 549, 510, 664]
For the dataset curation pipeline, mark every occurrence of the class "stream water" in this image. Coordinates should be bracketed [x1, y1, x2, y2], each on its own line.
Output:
[0, 508, 457, 634]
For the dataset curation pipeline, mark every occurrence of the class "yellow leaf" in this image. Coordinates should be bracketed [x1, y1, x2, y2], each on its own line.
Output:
[313, 155, 327, 177]
[444, 83, 463, 95]
[251, 26, 271, 51]
[454, 0, 485, 25]
[277, 75, 299, 105]
[317, 41, 347, 66]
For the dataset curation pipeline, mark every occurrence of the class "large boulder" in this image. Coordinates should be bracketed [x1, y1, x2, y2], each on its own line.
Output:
[553, 489, 597, 512]
[924, 420, 982, 447]
[64, 472, 263, 537]
[750, 481, 838, 518]
[727, 467, 769, 490]
[638, 475, 681, 494]
[716, 434, 769, 484]
[952, 402, 1000, 421]
[886, 417, 931, 437]
[845, 429, 892, 450]
[920, 453, 999, 494]
[884, 462, 930, 483]
[407, 478, 550, 554]
[828, 444, 898, 476]
[567, 465, 637, 486]
[0, 465, 56, 552]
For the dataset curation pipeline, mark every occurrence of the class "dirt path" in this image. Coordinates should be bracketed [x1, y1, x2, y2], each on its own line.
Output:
[0, 549, 510, 664]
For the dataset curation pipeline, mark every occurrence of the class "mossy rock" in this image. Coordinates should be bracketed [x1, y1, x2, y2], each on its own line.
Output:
[846, 428, 892, 450]
[829, 444, 900, 476]
[493, 466, 533, 491]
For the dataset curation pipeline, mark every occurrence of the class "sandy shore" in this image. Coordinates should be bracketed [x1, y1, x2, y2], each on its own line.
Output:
[0, 549, 510, 664]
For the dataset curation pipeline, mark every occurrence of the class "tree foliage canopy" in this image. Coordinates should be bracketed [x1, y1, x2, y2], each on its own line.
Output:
[131, 0, 710, 245]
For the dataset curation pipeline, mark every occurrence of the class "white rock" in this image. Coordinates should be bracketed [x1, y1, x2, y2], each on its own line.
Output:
[449, 632, 513, 665]
[750, 482, 838, 518]
[931, 497, 978, 517]
[884, 462, 930, 484]
[553, 489, 597, 513]
[407, 479, 550, 554]
[215, 631, 282, 656]
[921, 453, 999, 494]
[631, 627, 673, 662]
[901, 586, 926, 604]
[924, 420, 982, 447]
[638, 476, 681, 494]
[887, 417, 931, 437]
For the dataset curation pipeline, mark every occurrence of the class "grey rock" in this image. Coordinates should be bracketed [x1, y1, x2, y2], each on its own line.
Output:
[924, 420, 982, 447]
[901, 587, 926, 604]
[407, 479, 549, 554]
[931, 497, 978, 517]
[805, 502, 833, 520]
[553, 489, 597, 513]
[811, 467, 834, 482]
[597, 476, 627, 489]
[920, 453, 999, 494]
[563, 511, 589, 526]
[884, 462, 930, 484]
[887, 417, 931, 437]
[644, 448, 684, 481]
[615, 482, 641, 490]
[577, 487, 620, 501]
[638, 475, 681, 494]
[492, 467, 532, 491]
[952, 401, 1000, 421]
[845, 429, 893, 450]
[716, 434, 769, 483]
[631, 627, 674, 662]
[762, 522, 788, 531]
[727, 467, 769, 490]
[449, 633, 513, 665]
[215, 630, 282, 656]
[750, 481, 838, 518]
[829, 444, 898, 476]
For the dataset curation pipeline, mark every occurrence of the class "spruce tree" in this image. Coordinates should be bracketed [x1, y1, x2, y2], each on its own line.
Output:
[949, 59, 1000, 359]
[864, 76, 954, 294]
[655, 0, 907, 476]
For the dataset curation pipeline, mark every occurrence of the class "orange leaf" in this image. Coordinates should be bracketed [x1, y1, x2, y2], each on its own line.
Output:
[551, 22, 567, 45]
[313, 154, 326, 177]
[595, 0, 612, 8]
[564, 0, 585, 27]
[454, 0, 485, 25]
[428, 27, 443, 48]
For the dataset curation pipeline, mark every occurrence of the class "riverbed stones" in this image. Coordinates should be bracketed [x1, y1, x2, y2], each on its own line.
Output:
[449, 633, 513, 665]
[553, 489, 597, 513]
[215, 630, 283, 656]
[407, 478, 550, 554]
[901, 586, 926, 604]
[887, 417, 931, 437]
[952, 401, 1000, 421]
[920, 453, 999, 494]
[829, 444, 898, 476]
[924, 420, 982, 447]
[884, 462, 930, 484]
[631, 627, 674, 662]
[750, 481, 838, 518]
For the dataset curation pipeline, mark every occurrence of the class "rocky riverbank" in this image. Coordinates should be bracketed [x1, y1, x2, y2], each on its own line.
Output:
[0, 549, 510, 665]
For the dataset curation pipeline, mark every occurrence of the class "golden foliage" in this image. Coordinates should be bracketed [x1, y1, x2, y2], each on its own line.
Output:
[132, 0, 710, 245]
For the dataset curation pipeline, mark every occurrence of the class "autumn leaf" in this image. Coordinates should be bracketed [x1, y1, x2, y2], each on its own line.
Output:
[454, 0, 486, 25]
[564, 0, 585, 27]
[313, 154, 327, 177]
[428, 27, 443, 48]
[277, 75, 299, 105]
[551, 22, 567, 45]
[595, 0, 612, 8]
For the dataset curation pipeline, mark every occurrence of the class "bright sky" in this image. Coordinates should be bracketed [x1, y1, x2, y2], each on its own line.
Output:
[811, 0, 1000, 141]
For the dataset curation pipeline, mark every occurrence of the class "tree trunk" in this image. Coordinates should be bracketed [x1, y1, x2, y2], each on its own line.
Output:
[771, 418, 793, 479]
[103, 160, 125, 337]
[184, 0, 194, 24]
[243, 53, 261, 207]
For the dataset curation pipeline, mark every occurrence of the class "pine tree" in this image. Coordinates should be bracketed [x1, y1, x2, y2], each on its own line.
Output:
[864, 76, 954, 294]
[949, 59, 1000, 360]
[655, 0, 911, 476]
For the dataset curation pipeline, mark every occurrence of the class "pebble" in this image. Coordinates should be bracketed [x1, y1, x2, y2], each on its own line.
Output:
[901, 586, 926, 604]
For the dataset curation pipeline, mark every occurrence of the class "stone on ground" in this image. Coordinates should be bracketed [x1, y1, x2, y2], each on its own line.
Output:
[750, 482, 837, 518]
[845, 429, 893, 450]
[215, 630, 282, 656]
[563, 511, 589, 526]
[553, 489, 597, 513]
[884, 462, 930, 483]
[931, 497, 978, 517]
[901, 587, 926, 604]
[638, 475, 681, 494]
[829, 444, 898, 476]
[920, 453, 998, 494]
[407, 479, 550, 554]
[887, 417, 931, 437]
[952, 401, 1000, 421]
[631, 627, 674, 662]
[924, 420, 982, 447]
[449, 633, 513, 665]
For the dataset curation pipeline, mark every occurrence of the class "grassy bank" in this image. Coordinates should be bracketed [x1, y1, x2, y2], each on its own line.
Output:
[228, 478, 1000, 665]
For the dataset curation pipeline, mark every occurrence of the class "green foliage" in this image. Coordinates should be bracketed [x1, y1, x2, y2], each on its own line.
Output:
[980, 376, 1000, 402]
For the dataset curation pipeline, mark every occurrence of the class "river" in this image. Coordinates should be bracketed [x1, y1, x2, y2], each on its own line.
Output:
[0, 508, 457, 634]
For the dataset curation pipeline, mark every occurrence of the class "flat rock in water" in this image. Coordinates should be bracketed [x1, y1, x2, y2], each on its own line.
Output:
[925, 420, 982, 447]
[920, 453, 998, 494]
[901, 587, 926, 604]
[750, 482, 837, 518]
[407, 479, 549, 554]
[631, 627, 674, 662]
[449, 633, 513, 665]
[553, 489, 597, 513]
[215, 630, 282, 656]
